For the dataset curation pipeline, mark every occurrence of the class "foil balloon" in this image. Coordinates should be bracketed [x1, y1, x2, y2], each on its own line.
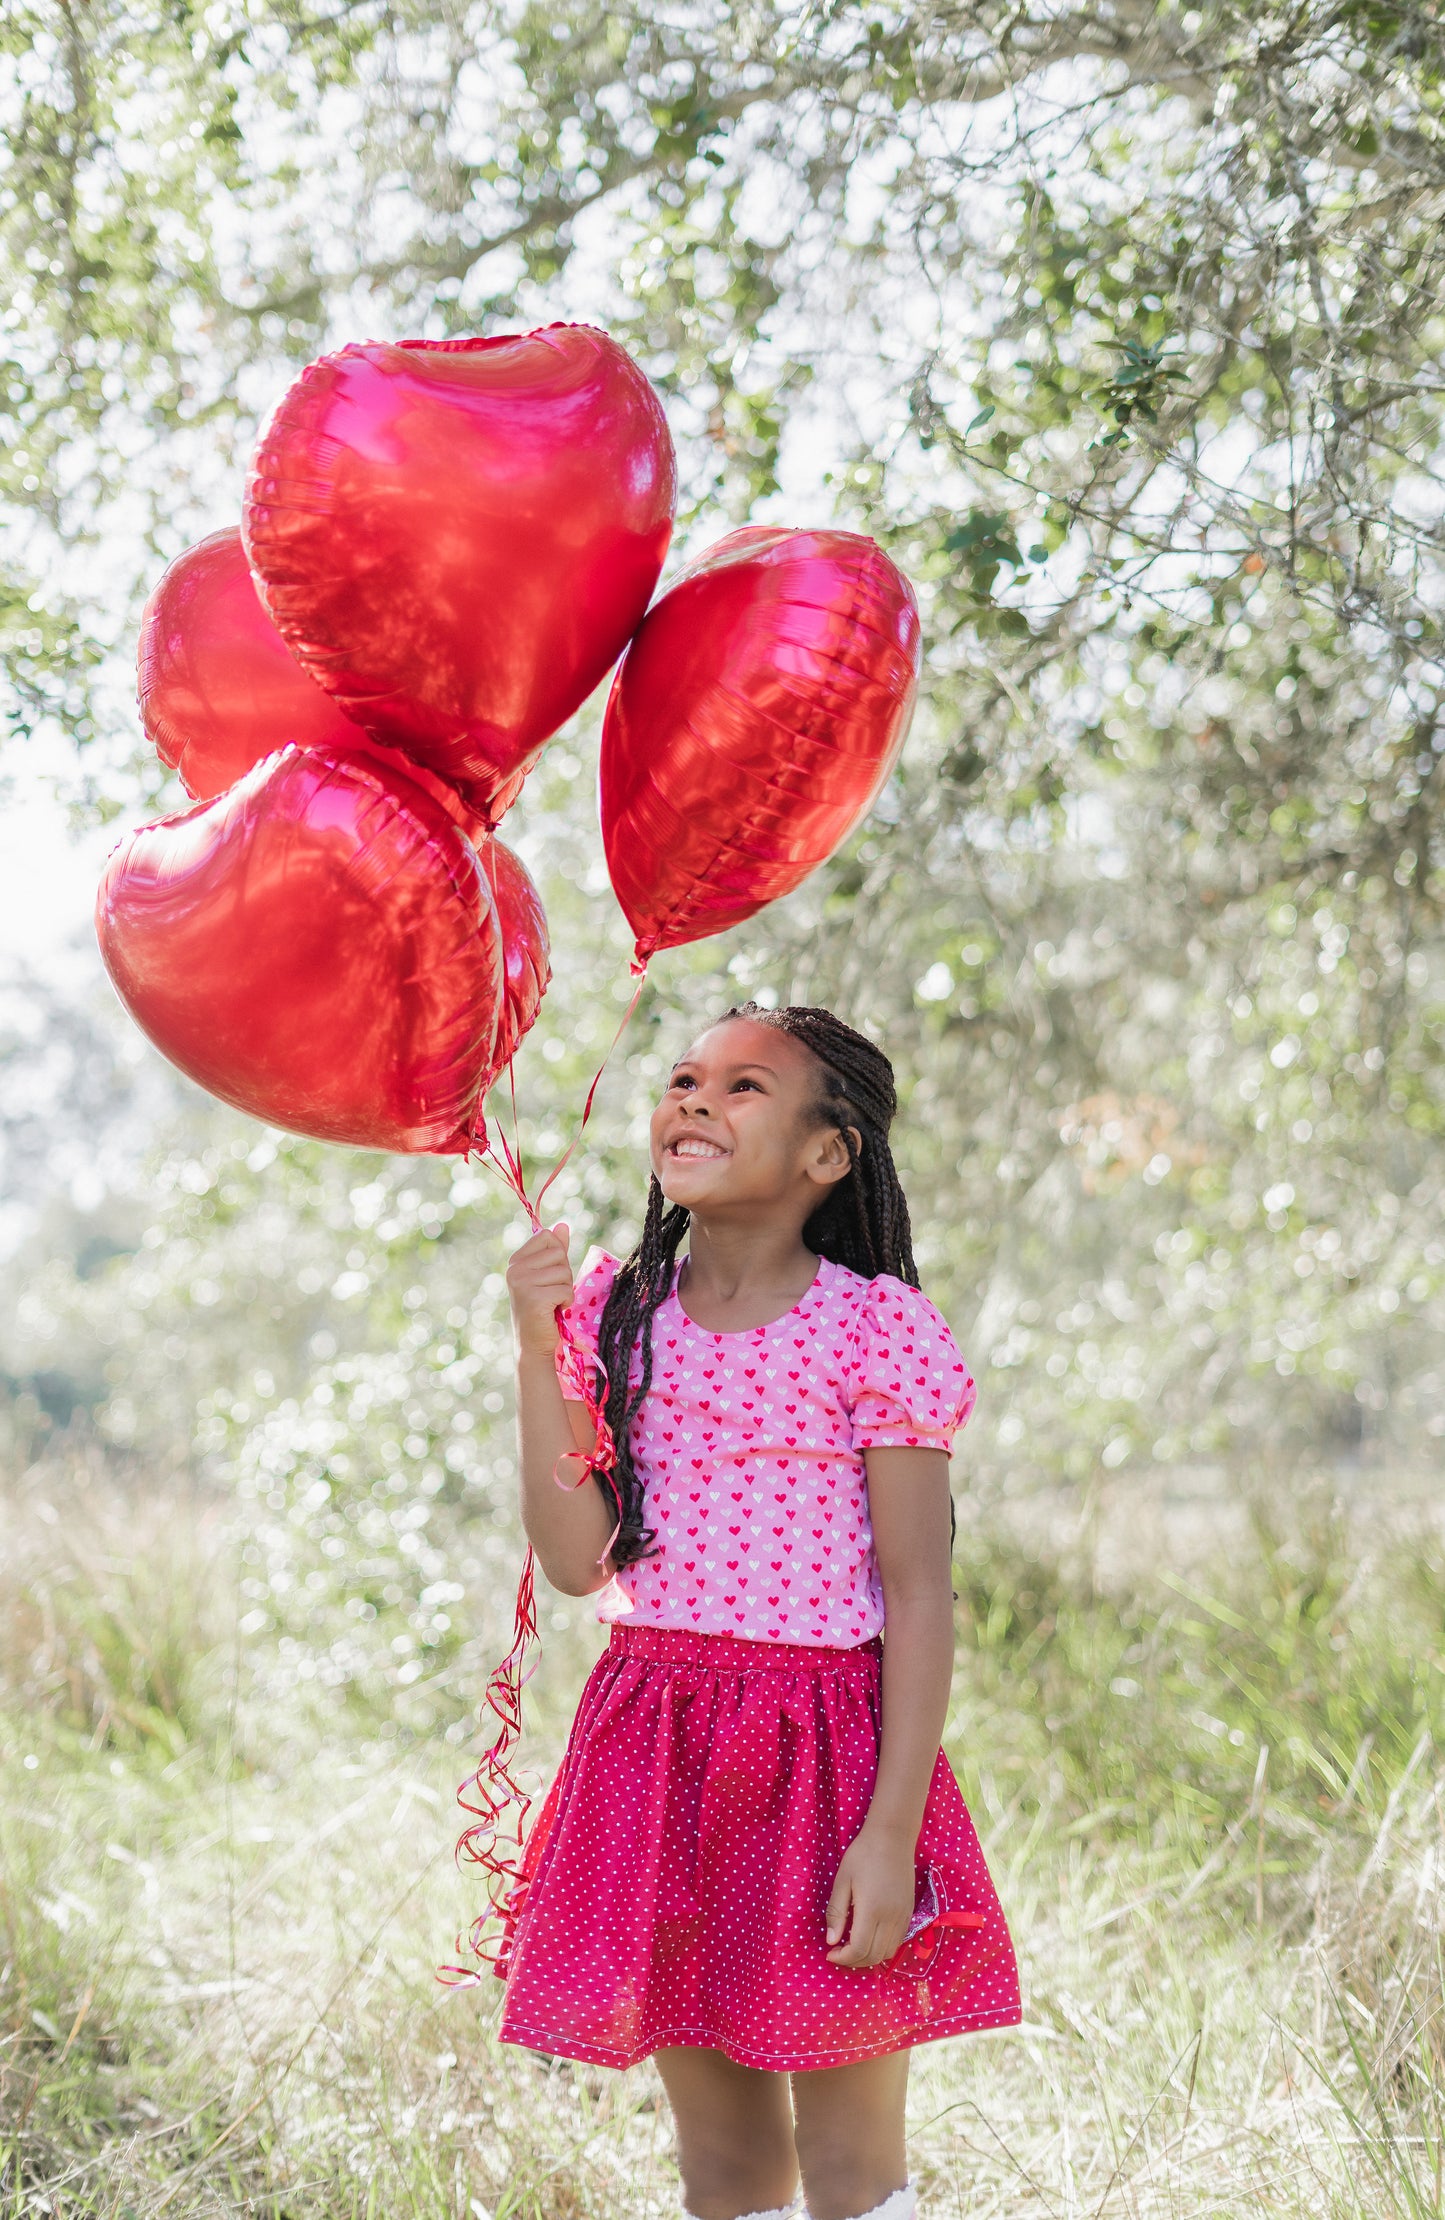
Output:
[137, 527, 361, 800]
[599, 527, 922, 960]
[96, 745, 504, 1153]
[244, 325, 677, 825]
[479, 837, 551, 1069]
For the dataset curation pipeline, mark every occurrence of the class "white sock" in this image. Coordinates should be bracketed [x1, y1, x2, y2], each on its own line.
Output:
[805, 2190, 915, 2220]
[683, 2207, 799, 2220]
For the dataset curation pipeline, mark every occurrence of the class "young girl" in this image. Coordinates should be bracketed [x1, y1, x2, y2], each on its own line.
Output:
[494, 1002, 1020, 2220]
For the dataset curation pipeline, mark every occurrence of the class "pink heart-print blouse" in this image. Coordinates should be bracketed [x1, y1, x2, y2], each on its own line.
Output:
[554, 1251, 976, 1648]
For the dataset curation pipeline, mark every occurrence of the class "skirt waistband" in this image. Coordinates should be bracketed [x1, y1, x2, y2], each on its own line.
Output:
[608, 1623, 882, 1675]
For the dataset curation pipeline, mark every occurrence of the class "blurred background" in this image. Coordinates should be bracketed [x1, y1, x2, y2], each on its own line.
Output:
[2, 4, 1443, 2215]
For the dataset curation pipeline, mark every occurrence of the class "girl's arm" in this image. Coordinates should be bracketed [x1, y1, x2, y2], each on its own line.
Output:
[506, 1225, 613, 1596]
[825, 1445, 955, 1968]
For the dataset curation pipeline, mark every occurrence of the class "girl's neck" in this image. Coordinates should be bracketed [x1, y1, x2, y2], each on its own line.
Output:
[676, 1218, 820, 1332]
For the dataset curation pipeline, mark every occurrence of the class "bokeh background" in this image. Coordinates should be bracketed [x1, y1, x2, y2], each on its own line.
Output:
[2, 5, 1443, 2214]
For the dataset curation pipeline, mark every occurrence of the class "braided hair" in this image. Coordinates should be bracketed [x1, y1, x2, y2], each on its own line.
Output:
[591, 1003, 918, 1565]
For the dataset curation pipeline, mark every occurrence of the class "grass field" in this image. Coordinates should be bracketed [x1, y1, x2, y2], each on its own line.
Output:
[2, 1445, 1443, 2219]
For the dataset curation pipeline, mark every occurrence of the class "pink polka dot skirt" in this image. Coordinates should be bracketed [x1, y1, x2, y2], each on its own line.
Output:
[494, 1624, 1022, 2072]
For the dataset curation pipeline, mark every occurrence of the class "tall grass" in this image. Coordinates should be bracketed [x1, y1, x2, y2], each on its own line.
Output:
[1, 1445, 1441, 2217]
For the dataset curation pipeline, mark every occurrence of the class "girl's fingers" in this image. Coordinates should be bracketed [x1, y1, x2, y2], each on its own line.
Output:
[824, 1873, 853, 1949]
[826, 1906, 910, 1967]
[511, 1225, 568, 1264]
[509, 1230, 573, 1288]
[828, 1921, 876, 1968]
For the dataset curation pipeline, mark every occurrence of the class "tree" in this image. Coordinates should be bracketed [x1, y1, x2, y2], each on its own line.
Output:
[7, 1, 1444, 858]
[2, 0, 1441, 1495]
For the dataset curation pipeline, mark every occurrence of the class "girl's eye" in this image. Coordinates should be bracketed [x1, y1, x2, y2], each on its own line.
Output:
[731, 1079, 760, 1092]
[670, 1074, 695, 1092]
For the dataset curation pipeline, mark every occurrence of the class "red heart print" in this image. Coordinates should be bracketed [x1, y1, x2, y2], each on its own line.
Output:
[246, 326, 677, 823]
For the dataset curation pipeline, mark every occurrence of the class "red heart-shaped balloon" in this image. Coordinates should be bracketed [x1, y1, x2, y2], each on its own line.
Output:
[600, 526, 921, 959]
[244, 325, 676, 824]
[478, 836, 551, 1070]
[137, 528, 361, 800]
[96, 745, 503, 1152]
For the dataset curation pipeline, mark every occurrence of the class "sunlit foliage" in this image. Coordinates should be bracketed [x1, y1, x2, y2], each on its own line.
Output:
[2, 1, 1442, 1506]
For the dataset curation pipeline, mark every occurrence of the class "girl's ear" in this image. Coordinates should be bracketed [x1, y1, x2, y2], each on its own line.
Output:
[806, 1123, 859, 1188]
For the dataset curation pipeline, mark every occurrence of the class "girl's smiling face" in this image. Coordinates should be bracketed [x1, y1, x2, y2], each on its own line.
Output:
[650, 1016, 854, 1218]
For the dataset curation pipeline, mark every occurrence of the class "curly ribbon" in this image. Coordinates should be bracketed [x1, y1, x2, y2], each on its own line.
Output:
[441, 966, 646, 1984]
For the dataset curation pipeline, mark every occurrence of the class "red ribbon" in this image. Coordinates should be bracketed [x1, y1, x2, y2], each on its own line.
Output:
[442, 972, 645, 1983]
[892, 1907, 986, 1976]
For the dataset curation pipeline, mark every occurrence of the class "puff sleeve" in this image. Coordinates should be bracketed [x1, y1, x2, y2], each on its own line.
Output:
[849, 1275, 976, 1450]
[554, 1251, 620, 1402]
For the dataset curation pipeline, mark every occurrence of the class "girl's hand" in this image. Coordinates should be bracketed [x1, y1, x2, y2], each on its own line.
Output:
[824, 1821, 916, 1969]
[506, 1223, 573, 1356]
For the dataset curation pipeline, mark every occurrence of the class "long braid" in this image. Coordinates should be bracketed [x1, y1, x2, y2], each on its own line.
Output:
[591, 1002, 917, 1563]
[741, 1004, 918, 1289]
[592, 1175, 689, 1564]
